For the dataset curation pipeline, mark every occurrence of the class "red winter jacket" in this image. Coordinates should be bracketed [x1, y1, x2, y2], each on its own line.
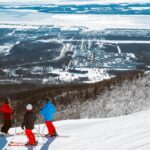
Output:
[0, 102, 13, 120]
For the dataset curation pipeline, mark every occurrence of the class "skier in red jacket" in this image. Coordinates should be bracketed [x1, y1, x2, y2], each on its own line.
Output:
[0, 97, 13, 135]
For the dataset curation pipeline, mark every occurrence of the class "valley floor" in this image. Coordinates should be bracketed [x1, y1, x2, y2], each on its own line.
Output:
[1, 109, 150, 150]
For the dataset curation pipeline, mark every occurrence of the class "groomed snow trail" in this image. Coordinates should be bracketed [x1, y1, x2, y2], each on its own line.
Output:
[1, 110, 150, 150]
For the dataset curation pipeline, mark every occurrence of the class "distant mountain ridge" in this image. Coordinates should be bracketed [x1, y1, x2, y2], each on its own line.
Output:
[0, 3, 150, 15]
[0, 0, 150, 5]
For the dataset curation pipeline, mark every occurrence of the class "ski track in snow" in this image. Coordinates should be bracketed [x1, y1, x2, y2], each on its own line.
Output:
[1, 110, 150, 150]
[117, 45, 122, 54]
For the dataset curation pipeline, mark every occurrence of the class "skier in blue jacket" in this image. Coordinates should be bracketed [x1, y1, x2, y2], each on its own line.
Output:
[40, 97, 57, 136]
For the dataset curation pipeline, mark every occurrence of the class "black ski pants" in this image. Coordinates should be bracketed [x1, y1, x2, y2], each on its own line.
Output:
[1, 120, 12, 133]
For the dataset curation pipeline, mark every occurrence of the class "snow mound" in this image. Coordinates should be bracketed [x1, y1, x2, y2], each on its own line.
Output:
[1, 110, 150, 150]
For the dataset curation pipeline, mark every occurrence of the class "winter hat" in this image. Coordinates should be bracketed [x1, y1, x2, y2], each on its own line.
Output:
[4, 97, 10, 104]
[26, 104, 33, 110]
[46, 97, 50, 103]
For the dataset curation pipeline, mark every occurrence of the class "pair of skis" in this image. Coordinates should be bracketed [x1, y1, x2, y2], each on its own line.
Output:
[0, 132, 25, 136]
[36, 133, 69, 138]
[14, 132, 69, 138]
[8, 141, 39, 147]
[8, 134, 69, 147]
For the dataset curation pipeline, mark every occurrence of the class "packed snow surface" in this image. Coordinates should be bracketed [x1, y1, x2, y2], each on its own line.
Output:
[1, 110, 150, 150]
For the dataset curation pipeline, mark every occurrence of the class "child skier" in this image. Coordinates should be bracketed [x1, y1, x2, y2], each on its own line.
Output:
[40, 97, 57, 137]
[0, 97, 13, 136]
[21, 104, 37, 145]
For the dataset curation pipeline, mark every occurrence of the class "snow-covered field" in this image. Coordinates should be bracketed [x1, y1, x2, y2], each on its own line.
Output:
[0, 13, 150, 30]
[0, 0, 150, 30]
[1, 109, 150, 150]
[42, 68, 111, 84]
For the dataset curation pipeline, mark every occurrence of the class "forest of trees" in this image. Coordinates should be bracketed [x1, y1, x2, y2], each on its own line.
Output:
[60, 72, 150, 119]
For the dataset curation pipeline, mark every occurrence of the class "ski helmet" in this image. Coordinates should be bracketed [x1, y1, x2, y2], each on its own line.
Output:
[26, 104, 33, 110]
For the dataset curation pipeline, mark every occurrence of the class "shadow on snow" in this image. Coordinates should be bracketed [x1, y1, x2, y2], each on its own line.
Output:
[0, 136, 7, 150]
[40, 137, 56, 150]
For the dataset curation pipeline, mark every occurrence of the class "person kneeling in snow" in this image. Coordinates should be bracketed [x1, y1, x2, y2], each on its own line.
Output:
[40, 97, 57, 137]
[0, 97, 13, 136]
[21, 104, 37, 145]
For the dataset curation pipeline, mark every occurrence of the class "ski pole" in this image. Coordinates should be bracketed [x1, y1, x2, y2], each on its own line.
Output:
[34, 126, 47, 143]
[14, 120, 17, 135]
[42, 124, 46, 143]
[34, 126, 46, 138]
[39, 122, 46, 144]
[37, 121, 40, 141]
[41, 123, 46, 135]
[10, 119, 17, 144]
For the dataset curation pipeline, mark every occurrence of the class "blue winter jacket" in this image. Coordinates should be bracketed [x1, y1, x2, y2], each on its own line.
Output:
[39, 101, 56, 121]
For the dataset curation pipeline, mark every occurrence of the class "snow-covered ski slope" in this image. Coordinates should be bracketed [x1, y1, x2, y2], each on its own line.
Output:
[1, 109, 150, 150]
